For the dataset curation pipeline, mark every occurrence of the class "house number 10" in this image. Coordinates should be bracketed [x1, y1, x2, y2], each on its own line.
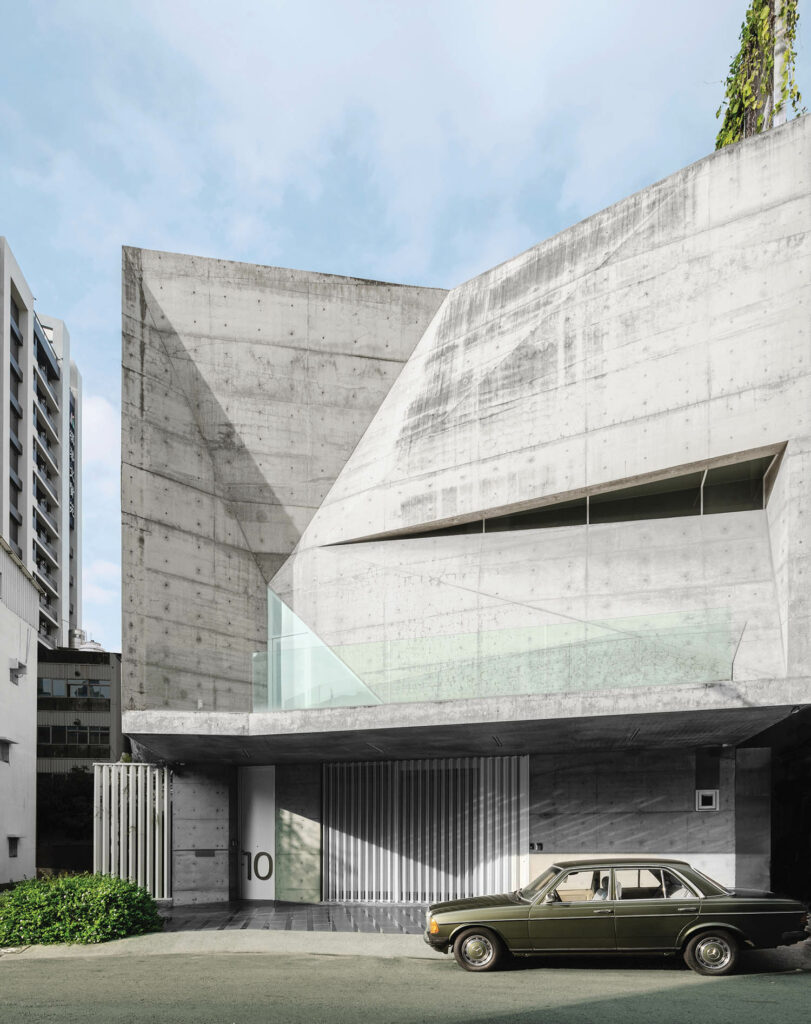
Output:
[242, 851, 273, 880]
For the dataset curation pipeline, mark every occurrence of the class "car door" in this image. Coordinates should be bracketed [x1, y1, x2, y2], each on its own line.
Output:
[613, 867, 700, 950]
[528, 867, 617, 951]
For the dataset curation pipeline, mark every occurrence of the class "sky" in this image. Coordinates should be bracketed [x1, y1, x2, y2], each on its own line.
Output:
[0, 0, 807, 651]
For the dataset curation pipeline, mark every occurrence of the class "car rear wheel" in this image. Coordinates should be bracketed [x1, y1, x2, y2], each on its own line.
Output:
[453, 927, 504, 972]
[684, 929, 739, 976]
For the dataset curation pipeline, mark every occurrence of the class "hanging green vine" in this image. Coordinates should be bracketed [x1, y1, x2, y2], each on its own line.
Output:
[715, 0, 803, 149]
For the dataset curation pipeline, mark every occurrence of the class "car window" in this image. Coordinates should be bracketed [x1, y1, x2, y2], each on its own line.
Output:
[550, 869, 608, 903]
[520, 867, 558, 899]
[614, 868, 666, 901]
[661, 869, 697, 899]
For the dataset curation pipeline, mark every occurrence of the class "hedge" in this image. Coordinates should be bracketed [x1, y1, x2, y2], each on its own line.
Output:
[0, 873, 163, 945]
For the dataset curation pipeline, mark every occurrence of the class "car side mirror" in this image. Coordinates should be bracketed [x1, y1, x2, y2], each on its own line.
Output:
[543, 892, 556, 903]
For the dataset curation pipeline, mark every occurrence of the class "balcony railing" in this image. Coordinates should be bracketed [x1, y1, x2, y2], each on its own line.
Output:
[34, 361, 60, 407]
[37, 744, 110, 760]
[37, 696, 111, 712]
[34, 401, 59, 443]
[34, 501, 60, 536]
[38, 598, 60, 628]
[35, 431, 60, 475]
[34, 462, 60, 505]
[35, 563, 59, 598]
[9, 350, 23, 382]
[33, 531, 59, 566]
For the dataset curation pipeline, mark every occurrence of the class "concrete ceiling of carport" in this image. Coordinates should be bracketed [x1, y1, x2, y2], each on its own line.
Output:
[126, 703, 799, 766]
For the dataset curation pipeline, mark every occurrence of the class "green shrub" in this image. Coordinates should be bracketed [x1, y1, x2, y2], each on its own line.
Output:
[0, 873, 164, 945]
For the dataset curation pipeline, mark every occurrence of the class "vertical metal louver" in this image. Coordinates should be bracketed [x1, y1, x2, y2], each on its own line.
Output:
[93, 763, 172, 900]
[323, 756, 528, 903]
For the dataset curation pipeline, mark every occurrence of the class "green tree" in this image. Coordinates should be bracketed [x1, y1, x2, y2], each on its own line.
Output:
[716, 0, 803, 149]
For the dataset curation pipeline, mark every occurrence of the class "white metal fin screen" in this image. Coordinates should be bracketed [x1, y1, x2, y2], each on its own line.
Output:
[93, 763, 172, 899]
[323, 756, 528, 903]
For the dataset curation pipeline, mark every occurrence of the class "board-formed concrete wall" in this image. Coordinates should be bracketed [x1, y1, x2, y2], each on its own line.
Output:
[122, 249, 446, 713]
[271, 115, 810, 717]
[299, 117, 810, 550]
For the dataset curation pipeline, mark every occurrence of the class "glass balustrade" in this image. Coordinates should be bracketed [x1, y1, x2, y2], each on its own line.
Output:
[253, 589, 739, 712]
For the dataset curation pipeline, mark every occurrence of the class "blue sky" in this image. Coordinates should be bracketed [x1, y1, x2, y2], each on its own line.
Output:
[0, 0, 806, 650]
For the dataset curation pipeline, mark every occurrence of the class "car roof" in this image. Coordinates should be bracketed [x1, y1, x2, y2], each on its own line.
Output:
[550, 858, 691, 870]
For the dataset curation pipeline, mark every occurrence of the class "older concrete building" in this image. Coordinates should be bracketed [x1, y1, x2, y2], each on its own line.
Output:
[122, 116, 810, 906]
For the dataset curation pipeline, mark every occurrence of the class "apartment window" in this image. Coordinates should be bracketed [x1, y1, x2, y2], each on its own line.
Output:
[8, 837, 19, 858]
[38, 725, 110, 748]
[68, 681, 110, 699]
[0, 740, 10, 763]
[37, 678, 67, 697]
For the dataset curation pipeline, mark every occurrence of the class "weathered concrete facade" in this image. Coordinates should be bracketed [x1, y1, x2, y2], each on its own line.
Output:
[122, 250, 446, 715]
[123, 117, 811, 904]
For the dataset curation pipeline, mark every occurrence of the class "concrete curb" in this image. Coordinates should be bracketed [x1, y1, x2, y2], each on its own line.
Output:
[0, 930, 440, 962]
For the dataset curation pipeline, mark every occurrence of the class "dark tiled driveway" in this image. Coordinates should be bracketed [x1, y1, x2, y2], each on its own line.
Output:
[161, 901, 427, 934]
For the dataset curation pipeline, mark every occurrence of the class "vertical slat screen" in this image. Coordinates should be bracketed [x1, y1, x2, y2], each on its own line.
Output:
[93, 763, 172, 899]
[323, 756, 528, 903]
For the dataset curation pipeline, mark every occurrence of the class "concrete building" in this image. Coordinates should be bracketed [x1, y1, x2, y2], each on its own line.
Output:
[37, 640, 123, 773]
[36, 640, 122, 873]
[121, 117, 811, 906]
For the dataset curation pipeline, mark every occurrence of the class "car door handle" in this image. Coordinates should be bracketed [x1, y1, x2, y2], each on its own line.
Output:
[592, 909, 613, 915]
[676, 906, 698, 912]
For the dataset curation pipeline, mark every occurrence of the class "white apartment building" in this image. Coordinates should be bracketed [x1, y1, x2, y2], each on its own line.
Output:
[0, 238, 82, 649]
[0, 237, 83, 885]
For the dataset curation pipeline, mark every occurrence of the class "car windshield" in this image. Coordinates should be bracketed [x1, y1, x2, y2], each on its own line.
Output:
[518, 867, 558, 900]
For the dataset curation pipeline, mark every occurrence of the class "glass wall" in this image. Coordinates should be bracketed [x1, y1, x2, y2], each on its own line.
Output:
[254, 590, 738, 712]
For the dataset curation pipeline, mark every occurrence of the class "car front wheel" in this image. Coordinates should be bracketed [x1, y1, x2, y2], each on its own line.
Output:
[684, 929, 739, 976]
[453, 927, 504, 972]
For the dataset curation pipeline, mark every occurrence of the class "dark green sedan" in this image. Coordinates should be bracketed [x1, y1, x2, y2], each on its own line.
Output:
[424, 858, 808, 975]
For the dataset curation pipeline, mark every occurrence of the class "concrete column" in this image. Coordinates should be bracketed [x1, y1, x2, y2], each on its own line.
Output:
[734, 748, 771, 889]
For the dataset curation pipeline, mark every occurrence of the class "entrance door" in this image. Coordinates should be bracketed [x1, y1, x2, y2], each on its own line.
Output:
[529, 867, 617, 951]
[323, 756, 529, 903]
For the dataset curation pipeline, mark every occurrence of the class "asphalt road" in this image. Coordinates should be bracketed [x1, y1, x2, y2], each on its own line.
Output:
[1, 950, 809, 1024]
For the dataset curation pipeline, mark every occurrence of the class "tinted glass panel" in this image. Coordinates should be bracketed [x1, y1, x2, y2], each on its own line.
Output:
[615, 868, 664, 900]
[703, 456, 772, 514]
[52, 680, 66, 697]
[552, 869, 604, 903]
[486, 498, 587, 531]
[590, 473, 702, 524]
